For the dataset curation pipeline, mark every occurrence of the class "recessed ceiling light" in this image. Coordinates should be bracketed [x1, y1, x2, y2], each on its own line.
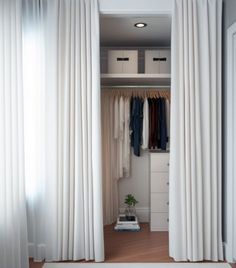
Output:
[134, 22, 147, 28]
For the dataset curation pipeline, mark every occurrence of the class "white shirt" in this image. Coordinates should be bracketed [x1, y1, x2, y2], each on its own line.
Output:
[114, 96, 119, 139]
[123, 97, 131, 177]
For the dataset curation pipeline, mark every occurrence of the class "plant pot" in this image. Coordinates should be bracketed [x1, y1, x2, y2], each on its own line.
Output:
[125, 206, 136, 221]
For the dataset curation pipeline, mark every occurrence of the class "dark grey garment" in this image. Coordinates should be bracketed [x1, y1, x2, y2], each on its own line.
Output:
[159, 98, 167, 150]
[130, 97, 144, 156]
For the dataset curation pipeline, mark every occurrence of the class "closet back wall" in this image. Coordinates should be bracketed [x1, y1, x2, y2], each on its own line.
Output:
[119, 152, 150, 222]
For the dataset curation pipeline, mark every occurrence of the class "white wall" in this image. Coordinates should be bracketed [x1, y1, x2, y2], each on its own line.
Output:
[99, 0, 173, 15]
[118, 151, 150, 222]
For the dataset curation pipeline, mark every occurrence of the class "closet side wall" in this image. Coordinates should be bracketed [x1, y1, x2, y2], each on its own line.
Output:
[223, 0, 236, 243]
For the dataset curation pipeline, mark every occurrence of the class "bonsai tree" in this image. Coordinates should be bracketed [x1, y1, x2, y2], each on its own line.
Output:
[124, 194, 138, 219]
[125, 194, 138, 208]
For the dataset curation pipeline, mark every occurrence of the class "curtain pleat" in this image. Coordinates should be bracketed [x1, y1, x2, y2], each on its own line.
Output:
[169, 0, 223, 261]
[0, 0, 29, 267]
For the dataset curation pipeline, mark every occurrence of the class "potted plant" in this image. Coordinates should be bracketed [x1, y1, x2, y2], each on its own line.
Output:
[124, 194, 138, 221]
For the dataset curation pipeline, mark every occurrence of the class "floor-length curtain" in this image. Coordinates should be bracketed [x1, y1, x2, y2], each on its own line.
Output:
[22, 0, 46, 261]
[0, 0, 29, 267]
[42, 0, 104, 262]
[169, 0, 223, 261]
[101, 92, 119, 225]
[22, 0, 104, 262]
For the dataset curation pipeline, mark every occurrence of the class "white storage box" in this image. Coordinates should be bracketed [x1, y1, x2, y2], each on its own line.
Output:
[108, 50, 138, 74]
[145, 49, 171, 74]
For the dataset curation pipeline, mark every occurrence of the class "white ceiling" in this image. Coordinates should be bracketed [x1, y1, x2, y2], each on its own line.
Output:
[100, 16, 171, 47]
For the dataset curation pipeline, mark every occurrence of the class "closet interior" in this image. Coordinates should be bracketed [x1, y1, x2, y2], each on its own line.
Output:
[100, 15, 171, 260]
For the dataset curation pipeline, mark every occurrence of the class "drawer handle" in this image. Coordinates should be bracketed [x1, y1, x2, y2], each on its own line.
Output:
[167, 163, 169, 166]
[166, 202, 169, 205]
[166, 182, 169, 186]
[153, 57, 167, 61]
[167, 218, 169, 222]
[117, 57, 129, 61]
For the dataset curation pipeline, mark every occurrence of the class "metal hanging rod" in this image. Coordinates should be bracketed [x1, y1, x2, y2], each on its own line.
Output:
[101, 85, 171, 89]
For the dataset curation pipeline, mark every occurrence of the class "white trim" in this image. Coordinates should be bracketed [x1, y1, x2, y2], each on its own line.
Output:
[119, 207, 150, 222]
[225, 21, 236, 263]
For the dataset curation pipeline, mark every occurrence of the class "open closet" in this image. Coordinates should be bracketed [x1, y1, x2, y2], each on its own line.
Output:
[100, 15, 172, 261]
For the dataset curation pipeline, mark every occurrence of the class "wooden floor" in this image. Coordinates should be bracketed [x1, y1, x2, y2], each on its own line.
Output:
[29, 223, 236, 268]
[104, 223, 171, 262]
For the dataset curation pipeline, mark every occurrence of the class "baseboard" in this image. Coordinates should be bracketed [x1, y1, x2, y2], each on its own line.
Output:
[224, 242, 236, 263]
[119, 207, 150, 222]
[28, 243, 45, 261]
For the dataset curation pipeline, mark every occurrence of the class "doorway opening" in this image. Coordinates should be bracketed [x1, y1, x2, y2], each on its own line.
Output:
[100, 14, 172, 262]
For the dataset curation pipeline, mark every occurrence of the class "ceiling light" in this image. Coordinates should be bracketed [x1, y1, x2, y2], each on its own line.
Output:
[134, 22, 147, 28]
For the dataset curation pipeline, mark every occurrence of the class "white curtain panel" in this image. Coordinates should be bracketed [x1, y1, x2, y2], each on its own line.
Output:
[42, 0, 104, 262]
[22, 0, 104, 262]
[169, 0, 223, 262]
[22, 0, 46, 261]
[0, 0, 29, 268]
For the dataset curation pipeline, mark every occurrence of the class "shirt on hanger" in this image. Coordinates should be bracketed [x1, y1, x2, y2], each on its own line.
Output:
[142, 97, 149, 150]
[123, 97, 131, 177]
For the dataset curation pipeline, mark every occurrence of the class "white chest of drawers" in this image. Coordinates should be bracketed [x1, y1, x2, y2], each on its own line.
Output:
[150, 152, 169, 231]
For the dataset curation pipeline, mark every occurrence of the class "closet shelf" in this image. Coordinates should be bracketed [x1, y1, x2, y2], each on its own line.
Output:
[101, 73, 171, 87]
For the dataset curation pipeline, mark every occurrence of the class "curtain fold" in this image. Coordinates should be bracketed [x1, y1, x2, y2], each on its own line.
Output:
[0, 0, 29, 267]
[22, 0, 46, 261]
[169, 0, 223, 261]
[44, 0, 104, 262]
[23, 0, 104, 262]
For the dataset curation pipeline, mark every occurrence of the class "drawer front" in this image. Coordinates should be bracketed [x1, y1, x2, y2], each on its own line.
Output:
[159, 49, 171, 74]
[150, 212, 169, 231]
[122, 50, 138, 74]
[151, 172, 169, 193]
[150, 153, 169, 172]
[151, 193, 169, 213]
[145, 50, 160, 74]
[108, 50, 123, 73]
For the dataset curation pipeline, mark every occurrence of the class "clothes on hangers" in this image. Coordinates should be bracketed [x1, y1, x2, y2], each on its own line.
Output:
[114, 95, 131, 178]
[142, 98, 149, 149]
[160, 97, 167, 150]
[113, 91, 170, 163]
[130, 97, 144, 157]
[148, 98, 157, 149]
[114, 96, 119, 139]
[123, 97, 131, 177]
[148, 97, 168, 150]
[118, 96, 124, 178]
[165, 98, 170, 149]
